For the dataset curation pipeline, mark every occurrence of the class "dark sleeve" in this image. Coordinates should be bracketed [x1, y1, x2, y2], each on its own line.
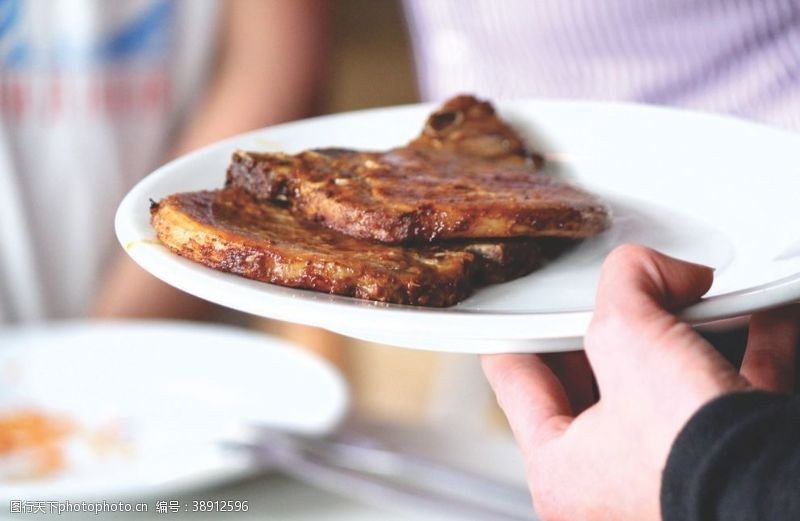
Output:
[661, 391, 800, 521]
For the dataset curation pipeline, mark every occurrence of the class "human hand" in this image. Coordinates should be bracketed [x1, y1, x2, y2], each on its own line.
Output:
[482, 245, 800, 521]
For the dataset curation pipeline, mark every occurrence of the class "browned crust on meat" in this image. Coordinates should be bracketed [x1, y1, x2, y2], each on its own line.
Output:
[463, 238, 574, 284]
[151, 189, 571, 307]
[409, 94, 539, 163]
[226, 95, 609, 243]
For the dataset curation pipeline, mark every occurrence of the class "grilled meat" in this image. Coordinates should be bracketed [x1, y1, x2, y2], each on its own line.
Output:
[227, 95, 609, 243]
[151, 189, 571, 307]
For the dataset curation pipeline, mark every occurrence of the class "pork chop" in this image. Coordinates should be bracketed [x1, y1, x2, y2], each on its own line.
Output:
[226, 95, 609, 243]
[150, 188, 570, 307]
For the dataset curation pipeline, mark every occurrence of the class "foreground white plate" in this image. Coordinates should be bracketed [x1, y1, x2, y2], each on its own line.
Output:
[0, 321, 348, 501]
[116, 100, 800, 352]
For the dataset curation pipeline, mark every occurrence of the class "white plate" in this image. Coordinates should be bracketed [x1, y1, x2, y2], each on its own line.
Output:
[116, 100, 800, 352]
[0, 321, 348, 501]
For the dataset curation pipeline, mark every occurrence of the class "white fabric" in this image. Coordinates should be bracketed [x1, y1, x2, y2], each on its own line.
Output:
[0, 0, 220, 323]
[404, 0, 800, 131]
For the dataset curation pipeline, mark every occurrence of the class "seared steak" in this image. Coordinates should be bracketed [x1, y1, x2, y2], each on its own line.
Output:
[151, 188, 571, 307]
[227, 95, 609, 243]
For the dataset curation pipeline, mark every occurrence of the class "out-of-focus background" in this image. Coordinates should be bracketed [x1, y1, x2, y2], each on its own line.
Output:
[326, 0, 416, 112]
[0, 1, 518, 519]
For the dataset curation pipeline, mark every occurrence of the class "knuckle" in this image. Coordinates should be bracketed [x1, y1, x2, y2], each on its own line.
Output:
[601, 244, 663, 290]
[603, 244, 656, 272]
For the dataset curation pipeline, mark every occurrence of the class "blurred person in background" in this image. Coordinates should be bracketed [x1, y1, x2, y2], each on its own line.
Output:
[0, 0, 328, 325]
[403, 0, 800, 130]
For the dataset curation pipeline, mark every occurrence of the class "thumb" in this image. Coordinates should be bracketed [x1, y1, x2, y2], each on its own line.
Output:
[586, 245, 742, 399]
[593, 244, 714, 321]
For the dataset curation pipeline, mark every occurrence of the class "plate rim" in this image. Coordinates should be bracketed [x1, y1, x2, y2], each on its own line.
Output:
[115, 99, 800, 349]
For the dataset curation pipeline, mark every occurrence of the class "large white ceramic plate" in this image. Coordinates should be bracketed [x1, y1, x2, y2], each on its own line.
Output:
[116, 100, 800, 352]
[0, 321, 348, 501]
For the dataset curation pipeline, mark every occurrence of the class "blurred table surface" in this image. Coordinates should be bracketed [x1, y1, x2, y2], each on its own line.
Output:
[18, 421, 533, 520]
[21, 473, 455, 521]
